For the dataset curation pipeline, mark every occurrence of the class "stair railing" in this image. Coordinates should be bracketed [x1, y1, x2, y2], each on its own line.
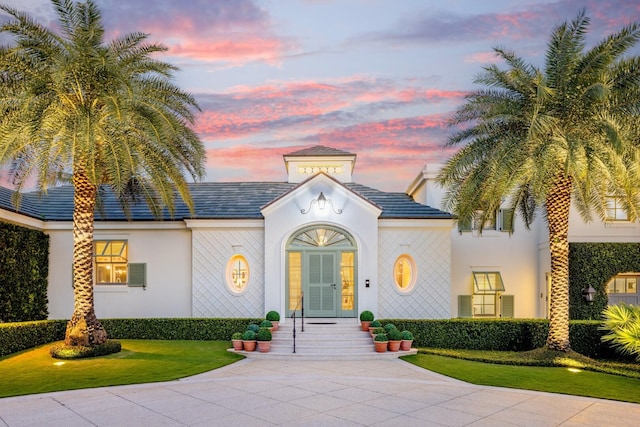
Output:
[291, 292, 304, 353]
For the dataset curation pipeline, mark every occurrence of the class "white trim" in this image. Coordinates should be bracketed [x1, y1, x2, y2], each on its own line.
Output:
[185, 219, 264, 229]
[42, 221, 187, 231]
[0, 211, 45, 230]
[379, 219, 453, 229]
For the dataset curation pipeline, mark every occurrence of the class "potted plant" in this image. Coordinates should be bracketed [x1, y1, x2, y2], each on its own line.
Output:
[387, 328, 403, 352]
[371, 327, 385, 341]
[231, 332, 243, 351]
[256, 327, 272, 353]
[266, 310, 280, 331]
[374, 333, 388, 352]
[247, 323, 260, 333]
[241, 329, 257, 351]
[260, 319, 273, 331]
[359, 310, 374, 331]
[369, 320, 381, 336]
[400, 330, 414, 351]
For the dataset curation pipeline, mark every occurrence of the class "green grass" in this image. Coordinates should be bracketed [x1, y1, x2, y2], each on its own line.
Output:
[0, 340, 243, 398]
[403, 351, 640, 404]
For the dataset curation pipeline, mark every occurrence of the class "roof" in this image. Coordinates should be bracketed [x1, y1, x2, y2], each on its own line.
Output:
[0, 181, 452, 221]
[284, 145, 355, 157]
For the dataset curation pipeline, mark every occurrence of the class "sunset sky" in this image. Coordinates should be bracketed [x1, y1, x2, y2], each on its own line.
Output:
[3, 0, 640, 192]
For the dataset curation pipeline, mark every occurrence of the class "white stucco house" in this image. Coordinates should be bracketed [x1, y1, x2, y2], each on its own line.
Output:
[1, 145, 639, 321]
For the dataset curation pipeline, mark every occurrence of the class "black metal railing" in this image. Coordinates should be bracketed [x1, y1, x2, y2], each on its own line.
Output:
[291, 293, 304, 353]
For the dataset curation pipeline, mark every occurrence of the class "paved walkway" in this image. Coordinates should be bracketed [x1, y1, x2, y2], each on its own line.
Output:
[1, 358, 639, 426]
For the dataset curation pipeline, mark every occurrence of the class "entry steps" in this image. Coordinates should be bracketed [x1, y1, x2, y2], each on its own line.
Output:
[231, 318, 418, 361]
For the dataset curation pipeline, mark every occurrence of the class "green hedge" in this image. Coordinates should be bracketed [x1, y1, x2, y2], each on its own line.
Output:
[382, 318, 622, 360]
[0, 318, 262, 357]
[569, 242, 640, 320]
[0, 222, 49, 322]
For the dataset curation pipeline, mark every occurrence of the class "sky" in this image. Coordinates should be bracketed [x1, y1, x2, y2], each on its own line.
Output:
[2, 0, 640, 193]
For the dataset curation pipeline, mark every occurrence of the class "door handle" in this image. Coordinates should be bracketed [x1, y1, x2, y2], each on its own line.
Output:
[331, 284, 337, 289]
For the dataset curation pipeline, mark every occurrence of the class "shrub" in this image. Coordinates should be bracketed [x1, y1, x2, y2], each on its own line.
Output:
[372, 327, 385, 335]
[266, 311, 280, 321]
[383, 323, 397, 333]
[242, 330, 256, 341]
[401, 330, 414, 340]
[374, 333, 388, 342]
[360, 310, 374, 322]
[50, 340, 121, 359]
[387, 329, 403, 341]
[256, 327, 272, 341]
[231, 332, 243, 340]
[260, 320, 273, 328]
[247, 324, 260, 333]
[100, 318, 261, 341]
[600, 303, 640, 361]
[370, 320, 381, 328]
[0, 320, 66, 357]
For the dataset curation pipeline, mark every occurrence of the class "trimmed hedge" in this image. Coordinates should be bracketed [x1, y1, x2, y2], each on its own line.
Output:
[0, 320, 66, 357]
[382, 318, 623, 360]
[0, 222, 49, 322]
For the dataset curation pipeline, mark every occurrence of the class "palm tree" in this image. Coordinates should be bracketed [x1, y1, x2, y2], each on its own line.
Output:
[438, 11, 640, 352]
[0, 0, 205, 346]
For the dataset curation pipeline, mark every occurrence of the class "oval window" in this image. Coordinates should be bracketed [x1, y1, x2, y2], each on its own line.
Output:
[226, 254, 249, 294]
[394, 254, 416, 292]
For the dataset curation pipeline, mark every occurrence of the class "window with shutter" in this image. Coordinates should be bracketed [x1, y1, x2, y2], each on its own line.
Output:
[500, 295, 514, 318]
[128, 263, 146, 289]
[458, 295, 473, 318]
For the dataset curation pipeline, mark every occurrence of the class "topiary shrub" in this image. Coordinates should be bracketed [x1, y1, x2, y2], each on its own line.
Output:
[372, 327, 385, 335]
[401, 330, 414, 340]
[266, 311, 280, 321]
[256, 327, 272, 341]
[374, 333, 388, 342]
[247, 324, 260, 333]
[242, 330, 256, 341]
[260, 320, 273, 328]
[359, 310, 374, 322]
[370, 320, 381, 328]
[383, 323, 397, 333]
[387, 328, 403, 341]
[231, 332, 243, 340]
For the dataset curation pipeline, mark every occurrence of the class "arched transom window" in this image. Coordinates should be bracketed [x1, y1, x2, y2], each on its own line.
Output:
[290, 227, 355, 248]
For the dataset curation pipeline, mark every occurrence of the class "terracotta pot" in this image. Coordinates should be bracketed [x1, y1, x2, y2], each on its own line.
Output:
[257, 341, 271, 353]
[388, 340, 401, 352]
[232, 339, 243, 351]
[361, 321, 371, 332]
[242, 340, 257, 351]
[369, 327, 376, 336]
[271, 321, 279, 331]
[374, 341, 388, 352]
[400, 339, 413, 351]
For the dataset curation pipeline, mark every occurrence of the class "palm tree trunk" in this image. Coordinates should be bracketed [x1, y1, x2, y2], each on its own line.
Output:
[545, 175, 572, 351]
[64, 170, 108, 346]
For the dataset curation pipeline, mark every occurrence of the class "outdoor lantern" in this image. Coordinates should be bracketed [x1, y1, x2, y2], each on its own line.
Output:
[317, 192, 327, 210]
[300, 191, 342, 214]
[582, 285, 596, 303]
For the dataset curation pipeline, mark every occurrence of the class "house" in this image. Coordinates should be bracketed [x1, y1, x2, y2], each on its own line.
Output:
[1, 145, 638, 322]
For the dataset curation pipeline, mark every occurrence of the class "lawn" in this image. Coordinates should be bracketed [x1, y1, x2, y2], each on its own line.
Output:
[0, 340, 243, 398]
[403, 352, 640, 404]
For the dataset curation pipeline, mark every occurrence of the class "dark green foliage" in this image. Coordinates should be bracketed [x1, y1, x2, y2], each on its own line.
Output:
[359, 310, 374, 321]
[569, 243, 640, 320]
[231, 332, 243, 340]
[50, 340, 121, 359]
[383, 319, 621, 360]
[266, 310, 280, 321]
[100, 318, 262, 341]
[383, 323, 397, 333]
[372, 327, 385, 335]
[260, 320, 273, 328]
[242, 330, 256, 341]
[370, 320, 381, 328]
[374, 333, 388, 342]
[401, 330, 413, 340]
[256, 327, 272, 341]
[0, 222, 49, 322]
[247, 323, 260, 333]
[0, 320, 66, 357]
[387, 328, 403, 341]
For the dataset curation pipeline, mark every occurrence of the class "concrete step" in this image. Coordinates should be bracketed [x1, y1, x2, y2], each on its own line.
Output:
[230, 318, 417, 360]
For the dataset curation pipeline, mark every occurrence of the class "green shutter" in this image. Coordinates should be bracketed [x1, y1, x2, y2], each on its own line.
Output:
[500, 209, 514, 232]
[500, 295, 514, 318]
[128, 263, 146, 288]
[458, 295, 473, 318]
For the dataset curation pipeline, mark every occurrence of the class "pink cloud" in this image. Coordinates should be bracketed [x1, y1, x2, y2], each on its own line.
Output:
[464, 51, 501, 64]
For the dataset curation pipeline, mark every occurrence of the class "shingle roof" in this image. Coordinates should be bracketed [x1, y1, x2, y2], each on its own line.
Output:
[285, 145, 355, 157]
[0, 181, 452, 221]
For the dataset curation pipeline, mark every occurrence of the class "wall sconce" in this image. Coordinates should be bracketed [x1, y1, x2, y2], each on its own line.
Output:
[301, 191, 342, 214]
[582, 285, 596, 303]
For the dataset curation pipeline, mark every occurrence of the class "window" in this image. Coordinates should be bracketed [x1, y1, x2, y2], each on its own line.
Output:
[226, 255, 249, 293]
[607, 274, 638, 294]
[95, 240, 128, 284]
[605, 197, 629, 221]
[472, 272, 505, 318]
[459, 209, 514, 232]
[394, 255, 416, 292]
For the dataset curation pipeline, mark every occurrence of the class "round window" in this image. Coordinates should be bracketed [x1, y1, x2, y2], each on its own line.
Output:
[394, 254, 416, 292]
[226, 254, 249, 294]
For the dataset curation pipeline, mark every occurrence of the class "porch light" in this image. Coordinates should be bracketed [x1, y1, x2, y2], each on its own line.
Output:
[301, 192, 342, 214]
[582, 285, 596, 303]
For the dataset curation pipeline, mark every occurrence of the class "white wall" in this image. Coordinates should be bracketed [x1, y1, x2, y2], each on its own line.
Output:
[46, 223, 192, 319]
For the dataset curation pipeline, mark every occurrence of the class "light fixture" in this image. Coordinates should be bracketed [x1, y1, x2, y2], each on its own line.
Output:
[582, 285, 596, 303]
[301, 191, 342, 214]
